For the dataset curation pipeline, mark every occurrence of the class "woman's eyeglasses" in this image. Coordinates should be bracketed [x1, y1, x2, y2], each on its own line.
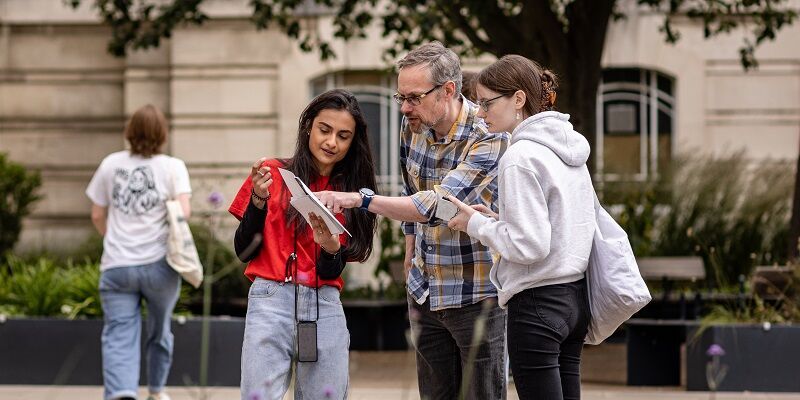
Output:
[393, 84, 443, 106]
[476, 94, 506, 112]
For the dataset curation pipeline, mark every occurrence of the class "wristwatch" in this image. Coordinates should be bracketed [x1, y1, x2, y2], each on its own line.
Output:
[358, 188, 375, 211]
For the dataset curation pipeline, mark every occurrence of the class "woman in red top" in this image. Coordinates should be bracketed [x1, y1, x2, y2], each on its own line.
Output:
[229, 89, 377, 400]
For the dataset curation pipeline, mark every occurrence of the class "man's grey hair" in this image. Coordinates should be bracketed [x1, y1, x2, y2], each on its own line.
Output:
[397, 41, 462, 96]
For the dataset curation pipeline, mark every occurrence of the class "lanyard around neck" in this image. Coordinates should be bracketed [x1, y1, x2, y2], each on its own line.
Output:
[287, 224, 319, 323]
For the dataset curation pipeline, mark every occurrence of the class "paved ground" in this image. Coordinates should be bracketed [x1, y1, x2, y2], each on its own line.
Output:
[1, 351, 798, 399]
[3, 383, 800, 400]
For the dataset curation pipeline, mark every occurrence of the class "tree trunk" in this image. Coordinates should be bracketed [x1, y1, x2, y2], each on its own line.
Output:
[513, 0, 613, 176]
[558, 65, 601, 174]
[789, 134, 800, 261]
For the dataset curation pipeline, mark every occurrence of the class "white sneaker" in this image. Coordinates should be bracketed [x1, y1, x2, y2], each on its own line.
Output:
[146, 394, 171, 400]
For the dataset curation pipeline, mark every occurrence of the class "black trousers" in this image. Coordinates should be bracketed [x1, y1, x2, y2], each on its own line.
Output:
[507, 278, 590, 400]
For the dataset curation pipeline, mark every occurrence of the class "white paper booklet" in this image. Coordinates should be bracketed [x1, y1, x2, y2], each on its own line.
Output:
[277, 168, 352, 237]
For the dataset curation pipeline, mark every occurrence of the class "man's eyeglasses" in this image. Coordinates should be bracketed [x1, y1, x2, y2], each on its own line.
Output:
[476, 94, 506, 112]
[393, 84, 443, 106]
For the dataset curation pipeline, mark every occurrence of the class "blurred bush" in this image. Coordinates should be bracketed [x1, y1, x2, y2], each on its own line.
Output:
[0, 153, 42, 259]
[604, 152, 793, 290]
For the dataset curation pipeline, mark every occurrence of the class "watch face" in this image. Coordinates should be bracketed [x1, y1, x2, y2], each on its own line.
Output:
[360, 188, 375, 197]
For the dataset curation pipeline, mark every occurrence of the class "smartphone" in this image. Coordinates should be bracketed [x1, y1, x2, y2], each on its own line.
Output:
[297, 321, 318, 362]
[434, 196, 459, 221]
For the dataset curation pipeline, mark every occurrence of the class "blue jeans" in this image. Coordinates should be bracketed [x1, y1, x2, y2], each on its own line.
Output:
[99, 258, 181, 400]
[240, 278, 350, 400]
[507, 278, 590, 400]
[408, 296, 507, 400]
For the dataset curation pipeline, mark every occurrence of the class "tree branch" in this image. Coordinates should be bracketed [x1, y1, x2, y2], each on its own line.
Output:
[468, 0, 523, 56]
[438, 1, 495, 54]
[518, 0, 569, 63]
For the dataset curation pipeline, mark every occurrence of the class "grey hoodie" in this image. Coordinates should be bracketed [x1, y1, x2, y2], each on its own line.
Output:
[466, 111, 595, 308]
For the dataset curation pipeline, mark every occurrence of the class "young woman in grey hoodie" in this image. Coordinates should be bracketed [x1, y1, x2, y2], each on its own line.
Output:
[447, 55, 595, 400]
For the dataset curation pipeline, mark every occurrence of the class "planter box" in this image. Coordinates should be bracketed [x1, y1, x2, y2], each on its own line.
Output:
[343, 299, 409, 351]
[0, 317, 244, 386]
[686, 324, 800, 392]
[625, 318, 699, 386]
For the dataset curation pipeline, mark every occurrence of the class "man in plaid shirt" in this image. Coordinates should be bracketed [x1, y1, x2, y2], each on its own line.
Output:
[317, 42, 509, 399]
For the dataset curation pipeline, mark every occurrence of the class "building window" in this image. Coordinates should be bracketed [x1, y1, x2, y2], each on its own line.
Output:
[596, 68, 675, 181]
[311, 71, 403, 195]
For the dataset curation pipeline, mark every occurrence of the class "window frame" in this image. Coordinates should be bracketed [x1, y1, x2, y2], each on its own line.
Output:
[595, 68, 676, 182]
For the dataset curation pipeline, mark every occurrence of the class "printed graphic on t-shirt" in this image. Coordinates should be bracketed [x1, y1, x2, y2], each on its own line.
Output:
[112, 166, 161, 215]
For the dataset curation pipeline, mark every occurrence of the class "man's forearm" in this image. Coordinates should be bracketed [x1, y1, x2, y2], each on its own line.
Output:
[368, 195, 428, 222]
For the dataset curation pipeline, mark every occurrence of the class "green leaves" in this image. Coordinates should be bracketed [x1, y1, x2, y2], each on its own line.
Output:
[605, 152, 794, 290]
[642, 0, 797, 70]
[0, 257, 101, 318]
[0, 153, 42, 257]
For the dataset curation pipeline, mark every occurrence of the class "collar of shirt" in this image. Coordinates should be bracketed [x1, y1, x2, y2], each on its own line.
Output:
[424, 96, 476, 145]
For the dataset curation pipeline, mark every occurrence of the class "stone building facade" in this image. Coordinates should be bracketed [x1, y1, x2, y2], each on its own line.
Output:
[1, 0, 798, 266]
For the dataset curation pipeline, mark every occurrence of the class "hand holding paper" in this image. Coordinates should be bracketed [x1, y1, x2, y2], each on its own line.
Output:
[445, 195, 476, 232]
[309, 212, 341, 252]
[278, 168, 351, 237]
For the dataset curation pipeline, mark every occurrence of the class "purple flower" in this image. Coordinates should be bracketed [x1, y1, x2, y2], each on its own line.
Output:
[247, 388, 265, 400]
[706, 344, 726, 357]
[322, 384, 335, 398]
[207, 191, 225, 209]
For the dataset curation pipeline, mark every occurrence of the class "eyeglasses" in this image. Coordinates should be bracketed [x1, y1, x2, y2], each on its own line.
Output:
[393, 84, 443, 106]
[476, 94, 506, 112]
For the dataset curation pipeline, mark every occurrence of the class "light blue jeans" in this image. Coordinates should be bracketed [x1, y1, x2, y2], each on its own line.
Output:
[241, 278, 350, 400]
[99, 258, 181, 400]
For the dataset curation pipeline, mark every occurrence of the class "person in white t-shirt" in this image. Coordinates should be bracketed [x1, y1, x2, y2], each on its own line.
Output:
[86, 104, 191, 400]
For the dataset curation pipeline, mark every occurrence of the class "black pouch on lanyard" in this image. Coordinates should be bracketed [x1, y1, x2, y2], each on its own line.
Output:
[288, 226, 319, 363]
[297, 320, 318, 362]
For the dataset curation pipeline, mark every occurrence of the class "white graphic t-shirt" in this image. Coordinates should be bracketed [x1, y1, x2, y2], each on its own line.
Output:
[86, 151, 192, 270]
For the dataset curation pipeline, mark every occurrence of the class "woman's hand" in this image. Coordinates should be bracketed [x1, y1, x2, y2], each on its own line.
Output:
[445, 195, 476, 232]
[309, 212, 341, 253]
[250, 157, 272, 209]
[470, 204, 499, 220]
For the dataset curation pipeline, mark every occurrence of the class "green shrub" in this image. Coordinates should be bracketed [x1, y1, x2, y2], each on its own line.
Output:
[0, 153, 42, 258]
[180, 223, 248, 311]
[69, 233, 104, 264]
[605, 153, 794, 290]
[0, 219, 249, 318]
[0, 257, 81, 317]
[699, 265, 800, 326]
[375, 216, 404, 280]
[61, 260, 103, 318]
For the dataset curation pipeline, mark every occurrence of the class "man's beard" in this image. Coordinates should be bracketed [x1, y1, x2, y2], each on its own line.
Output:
[410, 108, 447, 135]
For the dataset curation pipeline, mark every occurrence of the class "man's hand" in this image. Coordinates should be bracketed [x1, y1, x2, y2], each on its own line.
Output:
[403, 234, 415, 278]
[315, 191, 362, 214]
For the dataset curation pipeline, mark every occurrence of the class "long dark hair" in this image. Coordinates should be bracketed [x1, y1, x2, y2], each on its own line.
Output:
[282, 89, 378, 263]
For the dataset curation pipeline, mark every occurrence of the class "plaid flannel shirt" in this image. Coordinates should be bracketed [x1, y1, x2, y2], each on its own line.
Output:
[401, 97, 509, 311]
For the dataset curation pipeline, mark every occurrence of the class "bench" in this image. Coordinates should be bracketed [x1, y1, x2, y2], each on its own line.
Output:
[626, 257, 706, 386]
[637, 256, 706, 319]
[637, 256, 706, 281]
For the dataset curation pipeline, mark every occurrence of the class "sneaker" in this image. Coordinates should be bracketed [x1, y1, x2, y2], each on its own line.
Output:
[146, 394, 171, 400]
